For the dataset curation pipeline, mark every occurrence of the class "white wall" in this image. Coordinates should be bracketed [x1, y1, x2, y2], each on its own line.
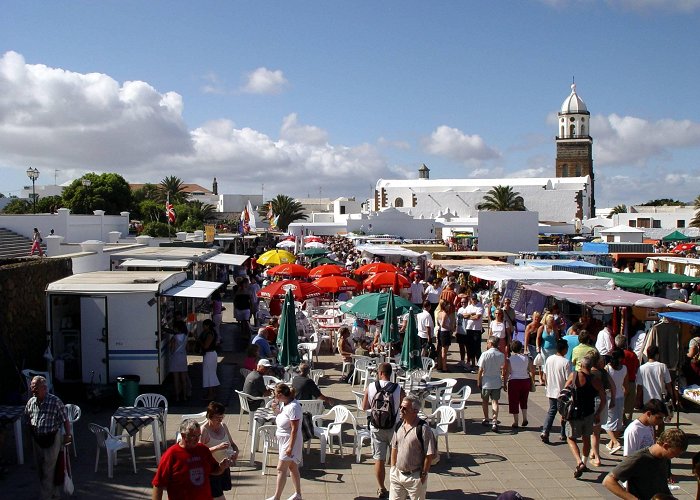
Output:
[0, 208, 129, 242]
[614, 207, 694, 230]
[477, 211, 539, 253]
[218, 194, 263, 213]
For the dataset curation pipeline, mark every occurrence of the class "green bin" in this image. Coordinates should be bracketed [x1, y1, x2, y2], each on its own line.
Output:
[116, 375, 140, 406]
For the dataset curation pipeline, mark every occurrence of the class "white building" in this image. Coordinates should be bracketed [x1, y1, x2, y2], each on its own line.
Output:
[599, 224, 645, 243]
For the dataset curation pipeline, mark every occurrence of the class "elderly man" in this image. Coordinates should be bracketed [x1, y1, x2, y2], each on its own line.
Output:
[24, 376, 72, 500]
[389, 395, 437, 500]
[252, 327, 274, 359]
[242, 359, 272, 411]
[152, 419, 231, 500]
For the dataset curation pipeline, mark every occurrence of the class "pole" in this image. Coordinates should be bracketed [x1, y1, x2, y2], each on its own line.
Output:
[32, 178, 36, 213]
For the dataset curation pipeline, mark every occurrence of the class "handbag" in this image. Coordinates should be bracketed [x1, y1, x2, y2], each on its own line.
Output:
[63, 446, 74, 496]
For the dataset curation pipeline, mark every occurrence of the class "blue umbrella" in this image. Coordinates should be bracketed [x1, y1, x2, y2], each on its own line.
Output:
[277, 288, 300, 367]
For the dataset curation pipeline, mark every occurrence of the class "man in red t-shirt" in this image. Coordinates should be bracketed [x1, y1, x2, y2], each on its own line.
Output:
[152, 420, 230, 500]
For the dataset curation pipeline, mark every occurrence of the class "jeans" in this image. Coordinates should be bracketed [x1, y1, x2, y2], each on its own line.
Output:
[542, 397, 566, 438]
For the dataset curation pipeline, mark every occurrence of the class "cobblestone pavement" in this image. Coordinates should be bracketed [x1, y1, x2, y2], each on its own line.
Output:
[3, 312, 699, 499]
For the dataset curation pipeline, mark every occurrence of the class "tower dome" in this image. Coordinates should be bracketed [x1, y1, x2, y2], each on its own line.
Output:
[560, 83, 588, 114]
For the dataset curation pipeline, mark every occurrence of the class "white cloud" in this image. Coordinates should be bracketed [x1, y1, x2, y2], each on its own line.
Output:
[280, 113, 328, 146]
[595, 169, 700, 206]
[240, 67, 288, 95]
[378, 137, 411, 150]
[422, 125, 500, 163]
[507, 167, 548, 178]
[592, 114, 700, 166]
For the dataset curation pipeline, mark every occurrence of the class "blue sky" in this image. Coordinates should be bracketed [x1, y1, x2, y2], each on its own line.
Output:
[1, 0, 699, 209]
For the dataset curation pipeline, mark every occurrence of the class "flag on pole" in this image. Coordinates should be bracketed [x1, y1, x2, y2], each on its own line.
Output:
[247, 200, 257, 233]
[166, 197, 176, 224]
[241, 206, 250, 234]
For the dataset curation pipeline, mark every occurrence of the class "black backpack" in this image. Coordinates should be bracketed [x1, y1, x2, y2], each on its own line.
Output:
[369, 381, 399, 429]
[557, 371, 580, 420]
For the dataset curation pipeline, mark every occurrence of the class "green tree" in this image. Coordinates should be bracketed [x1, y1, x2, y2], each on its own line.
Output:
[142, 221, 172, 237]
[187, 200, 216, 222]
[477, 185, 526, 211]
[691, 195, 700, 228]
[159, 175, 187, 204]
[607, 204, 628, 218]
[36, 195, 64, 214]
[261, 195, 308, 231]
[639, 198, 686, 207]
[139, 200, 164, 223]
[1, 198, 31, 214]
[62, 173, 133, 214]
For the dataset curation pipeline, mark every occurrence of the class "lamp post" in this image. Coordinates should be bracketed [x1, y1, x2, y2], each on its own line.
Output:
[26, 167, 40, 213]
[81, 178, 92, 214]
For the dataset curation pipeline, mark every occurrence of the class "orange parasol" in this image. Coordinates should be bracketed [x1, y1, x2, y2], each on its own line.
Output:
[313, 276, 361, 293]
[266, 263, 310, 278]
[355, 262, 399, 275]
[363, 271, 410, 292]
[308, 264, 348, 279]
[258, 280, 322, 301]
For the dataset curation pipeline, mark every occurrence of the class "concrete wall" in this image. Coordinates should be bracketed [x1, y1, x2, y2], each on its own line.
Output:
[218, 194, 263, 213]
[477, 211, 539, 253]
[0, 208, 129, 243]
[0, 257, 73, 402]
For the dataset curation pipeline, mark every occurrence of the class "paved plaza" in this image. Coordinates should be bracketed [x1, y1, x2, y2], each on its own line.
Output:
[4, 314, 700, 499]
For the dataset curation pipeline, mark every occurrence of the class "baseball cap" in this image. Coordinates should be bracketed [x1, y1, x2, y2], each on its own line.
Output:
[257, 359, 272, 367]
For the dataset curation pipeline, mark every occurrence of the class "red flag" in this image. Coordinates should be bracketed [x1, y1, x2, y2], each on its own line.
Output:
[166, 201, 176, 224]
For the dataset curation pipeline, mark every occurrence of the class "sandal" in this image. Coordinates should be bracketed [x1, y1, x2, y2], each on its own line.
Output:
[573, 462, 587, 479]
[481, 418, 489, 426]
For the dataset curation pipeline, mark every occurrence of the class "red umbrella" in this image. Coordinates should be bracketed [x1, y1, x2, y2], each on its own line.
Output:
[267, 263, 310, 278]
[355, 262, 399, 275]
[305, 235, 323, 243]
[308, 264, 348, 279]
[258, 280, 323, 301]
[672, 242, 698, 253]
[313, 276, 361, 293]
[363, 271, 410, 292]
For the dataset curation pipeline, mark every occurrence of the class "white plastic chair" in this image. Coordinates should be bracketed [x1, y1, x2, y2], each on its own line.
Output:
[235, 390, 267, 430]
[134, 393, 168, 450]
[352, 357, 372, 388]
[397, 369, 429, 391]
[449, 386, 472, 432]
[351, 390, 366, 418]
[298, 342, 317, 367]
[430, 406, 457, 458]
[310, 369, 324, 385]
[349, 412, 371, 463]
[65, 404, 81, 456]
[263, 375, 281, 388]
[175, 411, 207, 441]
[424, 378, 457, 410]
[421, 357, 436, 377]
[89, 423, 135, 478]
[258, 425, 279, 475]
[22, 369, 53, 393]
[311, 405, 352, 462]
[298, 399, 325, 417]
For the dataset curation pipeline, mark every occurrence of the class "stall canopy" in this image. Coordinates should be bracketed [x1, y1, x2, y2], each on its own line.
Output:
[662, 230, 690, 242]
[469, 266, 613, 289]
[595, 272, 700, 294]
[521, 283, 700, 309]
[355, 244, 422, 259]
[429, 258, 509, 271]
[162, 279, 223, 299]
[658, 311, 700, 327]
[203, 254, 250, 266]
[118, 258, 192, 269]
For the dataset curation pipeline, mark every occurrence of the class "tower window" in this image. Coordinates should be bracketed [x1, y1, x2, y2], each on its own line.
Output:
[561, 164, 568, 176]
[581, 125, 586, 135]
[394, 197, 404, 208]
[560, 126, 565, 137]
[570, 117, 575, 122]
[570, 124, 576, 136]
[575, 166, 582, 176]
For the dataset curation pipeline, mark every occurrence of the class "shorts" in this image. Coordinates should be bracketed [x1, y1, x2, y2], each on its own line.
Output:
[456, 334, 468, 347]
[566, 414, 594, 440]
[481, 388, 501, 402]
[370, 426, 394, 461]
[210, 467, 232, 496]
[438, 330, 452, 347]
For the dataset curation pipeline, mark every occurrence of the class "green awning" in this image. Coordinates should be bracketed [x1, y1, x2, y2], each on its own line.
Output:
[595, 271, 700, 293]
[662, 230, 690, 242]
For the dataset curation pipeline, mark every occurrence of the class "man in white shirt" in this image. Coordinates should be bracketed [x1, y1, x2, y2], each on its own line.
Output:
[541, 339, 572, 444]
[408, 276, 425, 307]
[595, 319, 614, 360]
[636, 345, 673, 407]
[477, 336, 505, 432]
[623, 399, 667, 456]
[416, 301, 434, 347]
[460, 294, 484, 372]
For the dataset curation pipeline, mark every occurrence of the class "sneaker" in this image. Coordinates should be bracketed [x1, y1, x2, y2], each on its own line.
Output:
[377, 488, 389, 499]
[287, 494, 302, 500]
[492, 423, 498, 432]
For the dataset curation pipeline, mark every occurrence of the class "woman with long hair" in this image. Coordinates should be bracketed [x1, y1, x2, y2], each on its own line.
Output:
[169, 319, 191, 402]
[200, 401, 238, 500]
[435, 299, 455, 372]
[266, 383, 303, 500]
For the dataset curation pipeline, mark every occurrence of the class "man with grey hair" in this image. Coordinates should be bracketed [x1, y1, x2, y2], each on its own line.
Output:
[477, 336, 506, 432]
[389, 395, 436, 500]
[152, 419, 231, 500]
[251, 327, 274, 359]
[563, 355, 605, 480]
[24, 375, 71, 500]
[291, 362, 332, 404]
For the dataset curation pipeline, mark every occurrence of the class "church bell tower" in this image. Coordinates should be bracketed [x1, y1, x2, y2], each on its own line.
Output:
[556, 83, 594, 215]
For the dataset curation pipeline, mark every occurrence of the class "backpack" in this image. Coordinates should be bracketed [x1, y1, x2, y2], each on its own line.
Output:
[557, 371, 580, 420]
[369, 381, 399, 429]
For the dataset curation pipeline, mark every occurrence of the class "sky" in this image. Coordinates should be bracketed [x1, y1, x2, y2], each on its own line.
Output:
[1, 0, 699, 210]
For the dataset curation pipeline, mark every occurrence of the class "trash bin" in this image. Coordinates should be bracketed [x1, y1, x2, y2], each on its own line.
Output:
[116, 375, 140, 406]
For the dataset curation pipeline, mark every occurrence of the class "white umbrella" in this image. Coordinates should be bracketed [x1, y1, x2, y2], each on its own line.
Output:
[304, 241, 327, 249]
[276, 240, 296, 249]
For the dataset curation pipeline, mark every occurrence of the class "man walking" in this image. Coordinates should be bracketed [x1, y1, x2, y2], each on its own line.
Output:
[636, 345, 673, 409]
[408, 276, 425, 308]
[24, 375, 72, 500]
[541, 339, 572, 444]
[416, 301, 434, 349]
[362, 362, 405, 499]
[389, 395, 437, 500]
[563, 356, 605, 479]
[459, 293, 484, 372]
[603, 428, 688, 499]
[477, 336, 506, 432]
[623, 399, 667, 457]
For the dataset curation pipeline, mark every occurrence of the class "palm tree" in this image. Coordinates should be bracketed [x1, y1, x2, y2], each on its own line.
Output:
[159, 176, 187, 204]
[263, 194, 308, 231]
[607, 204, 628, 219]
[690, 195, 700, 228]
[188, 200, 217, 221]
[477, 185, 526, 211]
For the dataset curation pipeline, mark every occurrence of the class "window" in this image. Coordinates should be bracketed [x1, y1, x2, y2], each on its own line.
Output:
[394, 197, 404, 208]
[580, 125, 586, 135]
[561, 164, 568, 176]
[652, 220, 661, 228]
[575, 166, 582, 176]
[637, 218, 650, 228]
[628, 220, 637, 227]
[678, 220, 686, 228]
[340, 205, 346, 214]
[569, 124, 576, 136]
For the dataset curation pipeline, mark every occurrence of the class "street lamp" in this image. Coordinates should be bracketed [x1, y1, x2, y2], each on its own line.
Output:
[26, 167, 40, 213]
[81, 178, 91, 188]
